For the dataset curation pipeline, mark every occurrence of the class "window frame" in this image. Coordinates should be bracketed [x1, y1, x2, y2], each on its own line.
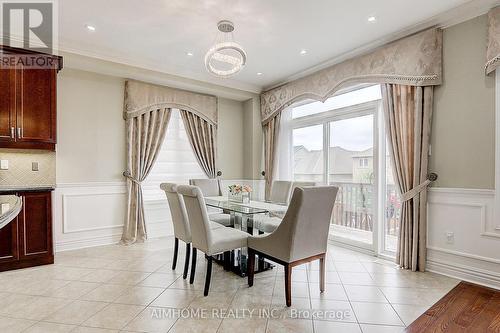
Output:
[284, 99, 381, 253]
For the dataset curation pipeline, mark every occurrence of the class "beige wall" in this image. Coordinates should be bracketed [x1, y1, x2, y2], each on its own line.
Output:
[243, 15, 497, 189]
[55, 14, 500, 189]
[57, 69, 126, 183]
[430, 15, 496, 189]
[217, 98, 244, 179]
[243, 97, 263, 179]
[56, 68, 246, 184]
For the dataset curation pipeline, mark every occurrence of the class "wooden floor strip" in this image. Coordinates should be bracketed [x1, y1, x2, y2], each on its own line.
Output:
[405, 282, 500, 333]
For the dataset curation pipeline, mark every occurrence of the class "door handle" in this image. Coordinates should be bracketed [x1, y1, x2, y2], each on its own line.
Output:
[17, 127, 21, 138]
[10, 127, 15, 138]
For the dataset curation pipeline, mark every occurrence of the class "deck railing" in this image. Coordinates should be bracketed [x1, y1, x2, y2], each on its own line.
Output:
[329, 181, 401, 236]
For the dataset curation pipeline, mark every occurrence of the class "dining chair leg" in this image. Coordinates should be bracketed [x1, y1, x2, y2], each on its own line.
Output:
[190, 247, 197, 284]
[247, 249, 255, 287]
[319, 254, 325, 293]
[284, 263, 292, 307]
[172, 238, 179, 270]
[183, 243, 191, 279]
[223, 251, 231, 271]
[204, 256, 212, 296]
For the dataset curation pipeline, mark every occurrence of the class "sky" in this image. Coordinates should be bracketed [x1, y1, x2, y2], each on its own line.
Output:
[292, 85, 379, 151]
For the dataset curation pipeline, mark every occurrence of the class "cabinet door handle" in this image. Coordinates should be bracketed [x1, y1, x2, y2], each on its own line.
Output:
[10, 127, 15, 138]
[17, 127, 21, 138]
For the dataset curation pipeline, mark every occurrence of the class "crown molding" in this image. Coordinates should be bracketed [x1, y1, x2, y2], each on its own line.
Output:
[2, 33, 260, 100]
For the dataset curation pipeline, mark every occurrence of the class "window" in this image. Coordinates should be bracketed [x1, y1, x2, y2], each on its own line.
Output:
[292, 85, 382, 119]
[142, 109, 206, 201]
[329, 113, 375, 246]
[384, 143, 401, 252]
[278, 85, 400, 253]
[292, 124, 323, 183]
[359, 158, 369, 168]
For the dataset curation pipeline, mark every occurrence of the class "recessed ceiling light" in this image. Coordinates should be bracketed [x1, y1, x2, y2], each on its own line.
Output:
[300, 49, 307, 55]
[186, 52, 194, 56]
[85, 24, 96, 31]
[367, 16, 377, 23]
[257, 72, 263, 76]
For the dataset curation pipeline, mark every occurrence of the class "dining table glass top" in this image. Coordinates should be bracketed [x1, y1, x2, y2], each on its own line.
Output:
[204, 196, 287, 215]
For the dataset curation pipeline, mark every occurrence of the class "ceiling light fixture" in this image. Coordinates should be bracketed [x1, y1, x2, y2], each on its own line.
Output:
[257, 72, 263, 76]
[300, 49, 307, 55]
[204, 20, 246, 78]
[187, 52, 194, 56]
[367, 16, 377, 23]
[85, 24, 96, 31]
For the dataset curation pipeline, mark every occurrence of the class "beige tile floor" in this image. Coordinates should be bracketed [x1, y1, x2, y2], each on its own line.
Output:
[0, 237, 459, 333]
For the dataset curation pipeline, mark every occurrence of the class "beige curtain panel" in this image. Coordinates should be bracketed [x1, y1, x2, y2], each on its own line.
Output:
[263, 114, 281, 200]
[121, 108, 172, 244]
[260, 28, 442, 125]
[382, 84, 434, 272]
[180, 110, 218, 179]
[121, 80, 218, 244]
[124, 80, 218, 124]
[486, 6, 500, 75]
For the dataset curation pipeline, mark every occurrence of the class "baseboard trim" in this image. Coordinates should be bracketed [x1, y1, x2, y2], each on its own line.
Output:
[56, 233, 122, 252]
[427, 260, 500, 290]
[328, 238, 375, 257]
[427, 247, 500, 290]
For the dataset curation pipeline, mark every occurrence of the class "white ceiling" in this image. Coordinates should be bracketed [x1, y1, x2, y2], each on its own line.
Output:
[58, 0, 490, 93]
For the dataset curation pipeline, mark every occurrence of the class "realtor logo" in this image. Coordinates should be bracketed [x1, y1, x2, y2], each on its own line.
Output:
[1, 1, 55, 53]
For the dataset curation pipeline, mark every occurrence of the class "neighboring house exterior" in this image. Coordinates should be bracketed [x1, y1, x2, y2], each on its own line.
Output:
[293, 145, 374, 183]
[293, 145, 395, 185]
[352, 148, 374, 183]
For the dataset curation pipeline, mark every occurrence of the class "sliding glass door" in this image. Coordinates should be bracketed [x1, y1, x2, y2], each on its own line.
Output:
[279, 85, 401, 255]
[329, 113, 376, 249]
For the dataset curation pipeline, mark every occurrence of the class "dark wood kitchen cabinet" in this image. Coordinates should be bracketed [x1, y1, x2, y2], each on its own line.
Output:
[0, 46, 62, 150]
[0, 217, 19, 264]
[0, 190, 53, 272]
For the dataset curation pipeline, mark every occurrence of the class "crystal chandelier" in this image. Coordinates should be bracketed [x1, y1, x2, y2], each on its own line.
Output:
[204, 20, 246, 78]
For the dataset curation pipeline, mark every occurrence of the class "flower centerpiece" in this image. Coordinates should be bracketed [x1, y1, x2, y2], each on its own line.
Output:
[228, 184, 252, 203]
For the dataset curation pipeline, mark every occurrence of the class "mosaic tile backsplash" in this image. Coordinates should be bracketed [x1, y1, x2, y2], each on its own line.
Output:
[0, 149, 56, 188]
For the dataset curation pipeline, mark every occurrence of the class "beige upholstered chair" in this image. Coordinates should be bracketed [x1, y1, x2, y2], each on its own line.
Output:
[188, 179, 223, 196]
[189, 179, 231, 227]
[289, 181, 316, 203]
[178, 184, 248, 296]
[247, 186, 339, 306]
[160, 183, 222, 280]
[269, 180, 293, 204]
[253, 180, 295, 233]
[255, 181, 318, 233]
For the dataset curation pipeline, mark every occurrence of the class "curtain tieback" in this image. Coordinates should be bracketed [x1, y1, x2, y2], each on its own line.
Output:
[400, 173, 438, 201]
[123, 171, 142, 185]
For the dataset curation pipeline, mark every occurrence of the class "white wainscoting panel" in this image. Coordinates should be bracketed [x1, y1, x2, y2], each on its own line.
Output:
[54, 182, 173, 252]
[426, 187, 500, 289]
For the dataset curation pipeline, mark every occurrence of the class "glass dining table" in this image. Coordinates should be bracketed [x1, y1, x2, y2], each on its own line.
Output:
[204, 196, 287, 277]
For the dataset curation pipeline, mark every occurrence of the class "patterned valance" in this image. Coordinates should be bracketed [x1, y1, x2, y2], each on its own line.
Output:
[486, 7, 500, 75]
[260, 28, 443, 124]
[124, 80, 218, 124]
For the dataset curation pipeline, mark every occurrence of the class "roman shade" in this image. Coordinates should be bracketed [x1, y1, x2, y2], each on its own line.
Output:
[486, 6, 500, 75]
[260, 28, 442, 124]
[124, 80, 218, 124]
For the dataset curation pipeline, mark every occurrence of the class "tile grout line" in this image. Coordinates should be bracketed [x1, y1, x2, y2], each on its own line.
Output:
[336, 256, 364, 332]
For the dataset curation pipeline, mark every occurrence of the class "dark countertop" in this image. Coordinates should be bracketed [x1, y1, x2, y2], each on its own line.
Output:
[0, 186, 55, 194]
